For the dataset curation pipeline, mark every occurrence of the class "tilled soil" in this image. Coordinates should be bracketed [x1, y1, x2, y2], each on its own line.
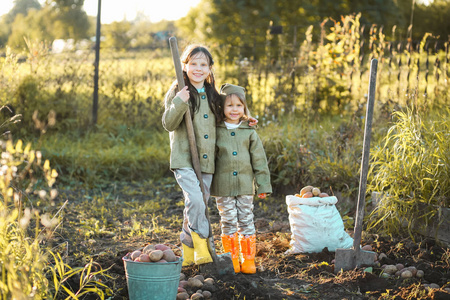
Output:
[55, 182, 450, 299]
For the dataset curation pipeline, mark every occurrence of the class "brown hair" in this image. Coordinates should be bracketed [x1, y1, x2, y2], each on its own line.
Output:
[176, 44, 221, 117]
[217, 94, 251, 124]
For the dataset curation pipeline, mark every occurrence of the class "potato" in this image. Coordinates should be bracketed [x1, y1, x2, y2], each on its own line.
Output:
[155, 244, 171, 251]
[319, 192, 329, 197]
[188, 277, 203, 288]
[149, 250, 164, 262]
[401, 270, 413, 278]
[362, 245, 373, 251]
[302, 191, 313, 198]
[378, 253, 387, 260]
[158, 259, 167, 263]
[163, 249, 177, 262]
[300, 186, 313, 196]
[190, 293, 203, 300]
[143, 244, 155, 254]
[312, 187, 321, 196]
[130, 250, 142, 261]
[139, 253, 151, 262]
[407, 266, 417, 276]
[178, 280, 188, 288]
[176, 292, 189, 300]
[202, 290, 212, 299]
[383, 264, 397, 275]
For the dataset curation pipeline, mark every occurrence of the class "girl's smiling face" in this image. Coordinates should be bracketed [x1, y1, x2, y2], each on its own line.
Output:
[183, 53, 211, 89]
[224, 94, 245, 124]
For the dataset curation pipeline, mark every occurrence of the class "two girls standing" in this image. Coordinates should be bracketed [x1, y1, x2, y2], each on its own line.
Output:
[162, 44, 271, 274]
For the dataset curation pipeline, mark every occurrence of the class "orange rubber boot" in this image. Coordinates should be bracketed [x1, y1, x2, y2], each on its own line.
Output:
[240, 235, 256, 274]
[221, 233, 240, 273]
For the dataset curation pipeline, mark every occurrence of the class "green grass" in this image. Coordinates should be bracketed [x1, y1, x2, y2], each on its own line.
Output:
[34, 126, 171, 187]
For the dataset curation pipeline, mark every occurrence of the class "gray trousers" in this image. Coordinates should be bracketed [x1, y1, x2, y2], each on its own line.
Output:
[215, 195, 255, 236]
[174, 168, 212, 248]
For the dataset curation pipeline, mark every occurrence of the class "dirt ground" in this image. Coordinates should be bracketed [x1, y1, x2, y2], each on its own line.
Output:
[55, 181, 450, 300]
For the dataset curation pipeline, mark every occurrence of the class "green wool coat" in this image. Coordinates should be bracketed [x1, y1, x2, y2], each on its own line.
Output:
[162, 88, 216, 174]
[211, 122, 272, 197]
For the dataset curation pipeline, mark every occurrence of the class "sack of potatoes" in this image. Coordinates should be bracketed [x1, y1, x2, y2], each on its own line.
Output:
[295, 185, 329, 198]
[125, 243, 181, 263]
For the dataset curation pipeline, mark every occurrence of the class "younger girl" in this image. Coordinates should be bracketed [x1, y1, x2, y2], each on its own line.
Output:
[162, 44, 220, 266]
[211, 83, 272, 274]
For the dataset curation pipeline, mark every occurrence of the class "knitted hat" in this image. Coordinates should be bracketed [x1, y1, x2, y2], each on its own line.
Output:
[219, 83, 246, 102]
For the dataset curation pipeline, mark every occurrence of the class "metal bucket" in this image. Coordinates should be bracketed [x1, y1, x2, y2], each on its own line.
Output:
[122, 255, 183, 300]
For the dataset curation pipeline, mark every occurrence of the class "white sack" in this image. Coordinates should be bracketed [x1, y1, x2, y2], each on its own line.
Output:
[285, 195, 353, 254]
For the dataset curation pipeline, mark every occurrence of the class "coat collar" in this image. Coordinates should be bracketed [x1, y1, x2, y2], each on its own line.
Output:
[217, 121, 253, 129]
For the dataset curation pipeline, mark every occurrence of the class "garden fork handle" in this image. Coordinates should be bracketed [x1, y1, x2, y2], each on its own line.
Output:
[353, 58, 378, 250]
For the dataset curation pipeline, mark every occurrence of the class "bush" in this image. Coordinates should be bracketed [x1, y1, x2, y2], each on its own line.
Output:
[261, 112, 364, 212]
[0, 109, 111, 298]
[367, 106, 450, 238]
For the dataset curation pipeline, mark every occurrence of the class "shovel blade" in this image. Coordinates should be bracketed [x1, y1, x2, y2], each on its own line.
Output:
[199, 252, 235, 276]
[334, 248, 377, 273]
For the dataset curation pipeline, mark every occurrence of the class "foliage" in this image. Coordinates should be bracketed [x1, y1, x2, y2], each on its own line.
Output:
[413, 0, 450, 40]
[3, 0, 41, 24]
[261, 113, 364, 213]
[103, 21, 132, 50]
[2, 0, 89, 50]
[367, 106, 450, 238]
[178, 0, 445, 60]
[0, 108, 111, 299]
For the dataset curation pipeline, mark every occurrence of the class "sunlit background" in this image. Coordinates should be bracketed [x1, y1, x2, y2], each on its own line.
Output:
[1, 0, 202, 23]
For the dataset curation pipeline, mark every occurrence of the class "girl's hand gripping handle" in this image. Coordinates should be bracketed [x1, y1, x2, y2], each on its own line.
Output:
[176, 86, 190, 103]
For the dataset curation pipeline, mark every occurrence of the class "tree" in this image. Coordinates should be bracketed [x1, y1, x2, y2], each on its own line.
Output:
[413, 0, 450, 42]
[103, 21, 132, 50]
[179, 0, 438, 63]
[44, 0, 90, 40]
[0, 0, 41, 48]
[6, 8, 52, 49]
[4, 0, 41, 24]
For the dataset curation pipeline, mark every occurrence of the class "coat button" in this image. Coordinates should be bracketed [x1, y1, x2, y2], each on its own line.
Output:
[231, 132, 235, 136]
[232, 151, 237, 156]
[204, 114, 208, 118]
[204, 134, 208, 139]
[201, 95, 206, 99]
[203, 154, 208, 159]
[233, 171, 238, 176]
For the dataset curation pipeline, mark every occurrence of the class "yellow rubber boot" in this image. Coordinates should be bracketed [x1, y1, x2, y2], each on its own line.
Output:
[191, 231, 213, 265]
[221, 233, 240, 273]
[240, 235, 256, 274]
[182, 243, 195, 267]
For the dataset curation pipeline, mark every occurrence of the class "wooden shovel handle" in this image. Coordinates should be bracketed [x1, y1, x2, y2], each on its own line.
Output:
[168, 37, 205, 194]
[353, 58, 378, 250]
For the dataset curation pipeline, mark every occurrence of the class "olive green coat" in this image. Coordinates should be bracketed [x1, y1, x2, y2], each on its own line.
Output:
[162, 88, 216, 173]
[211, 122, 272, 197]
